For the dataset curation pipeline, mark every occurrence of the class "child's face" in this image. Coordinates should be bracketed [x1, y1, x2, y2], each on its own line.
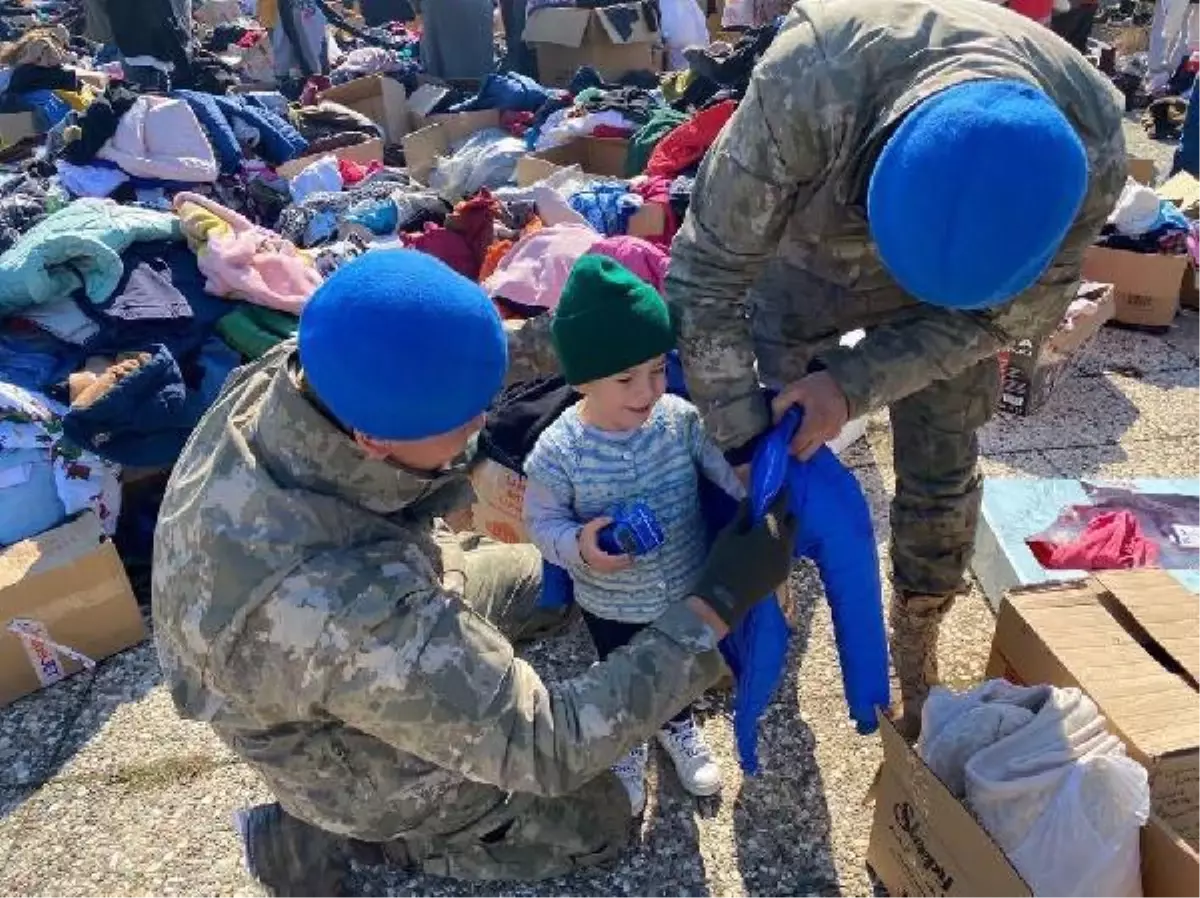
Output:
[581, 355, 668, 430]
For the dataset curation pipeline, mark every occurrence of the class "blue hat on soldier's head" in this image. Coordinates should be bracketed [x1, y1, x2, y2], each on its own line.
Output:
[298, 250, 507, 440]
[868, 79, 1088, 310]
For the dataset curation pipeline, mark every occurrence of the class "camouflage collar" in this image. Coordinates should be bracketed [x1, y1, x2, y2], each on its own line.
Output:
[251, 350, 472, 519]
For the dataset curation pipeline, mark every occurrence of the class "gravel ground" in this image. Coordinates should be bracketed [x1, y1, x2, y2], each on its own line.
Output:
[0, 120, 1194, 897]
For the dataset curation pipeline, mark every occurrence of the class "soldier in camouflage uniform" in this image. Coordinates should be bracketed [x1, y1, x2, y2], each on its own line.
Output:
[152, 250, 796, 896]
[660, 0, 1126, 735]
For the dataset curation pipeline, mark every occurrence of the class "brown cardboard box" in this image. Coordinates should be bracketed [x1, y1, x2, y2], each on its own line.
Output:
[401, 110, 502, 185]
[1158, 171, 1200, 219]
[0, 112, 38, 148]
[1129, 156, 1157, 185]
[868, 714, 1029, 896]
[1181, 266, 1199, 310]
[986, 571, 1199, 847]
[275, 138, 384, 180]
[513, 153, 666, 238]
[0, 513, 145, 707]
[997, 282, 1115, 416]
[470, 458, 529, 545]
[319, 75, 411, 145]
[406, 81, 453, 132]
[533, 137, 630, 178]
[1082, 246, 1188, 328]
[523, 1, 661, 89]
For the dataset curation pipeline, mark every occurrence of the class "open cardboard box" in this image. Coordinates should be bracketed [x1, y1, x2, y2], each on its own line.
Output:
[987, 570, 1199, 848]
[532, 137, 631, 178]
[1082, 246, 1188, 329]
[401, 109, 502, 186]
[1128, 156, 1157, 186]
[275, 138, 384, 180]
[523, 1, 661, 89]
[0, 112, 39, 148]
[318, 74, 411, 145]
[514, 154, 665, 238]
[0, 513, 145, 707]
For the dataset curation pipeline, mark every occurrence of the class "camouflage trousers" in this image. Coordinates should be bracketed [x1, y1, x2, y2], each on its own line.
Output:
[751, 276, 1001, 602]
[266, 536, 631, 884]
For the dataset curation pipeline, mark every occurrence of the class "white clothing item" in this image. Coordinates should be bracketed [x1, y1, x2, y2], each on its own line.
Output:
[429, 129, 526, 201]
[55, 160, 130, 198]
[659, 0, 710, 70]
[657, 719, 722, 797]
[612, 743, 648, 816]
[534, 109, 638, 152]
[288, 155, 344, 204]
[1108, 178, 1163, 237]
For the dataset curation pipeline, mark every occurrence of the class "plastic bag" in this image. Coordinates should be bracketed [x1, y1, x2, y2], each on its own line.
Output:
[429, 129, 526, 202]
[921, 681, 1150, 897]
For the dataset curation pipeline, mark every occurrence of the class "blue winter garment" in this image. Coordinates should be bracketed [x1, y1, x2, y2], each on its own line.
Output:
[447, 72, 555, 114]
[61, 343, 209, 467]
[1175, 80, 1198, 178]
[18, 90, 72, 128]
[174, 90, 308, 174]
[568, 183, 642, 236]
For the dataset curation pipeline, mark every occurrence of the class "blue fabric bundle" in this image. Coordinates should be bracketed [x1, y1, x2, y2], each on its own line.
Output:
[569, 183, 642, 237]
[174, 90, 308, 174]
[447, 72, 555, 114]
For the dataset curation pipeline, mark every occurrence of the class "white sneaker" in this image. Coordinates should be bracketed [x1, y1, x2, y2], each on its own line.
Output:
[612, 743, 649, 816]
[657, 718, 722, 797]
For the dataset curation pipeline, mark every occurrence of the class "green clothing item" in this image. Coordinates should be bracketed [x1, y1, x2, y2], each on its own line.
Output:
[151, 341, 725, 877]
[626, 106, 689, 177]
[217, 305, 299, 360]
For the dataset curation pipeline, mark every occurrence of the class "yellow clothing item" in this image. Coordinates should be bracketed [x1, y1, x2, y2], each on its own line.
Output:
[177, 202, 233, 255]
[257, 0, 279, 29]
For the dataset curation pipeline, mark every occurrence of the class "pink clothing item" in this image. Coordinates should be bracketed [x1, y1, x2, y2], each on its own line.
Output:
[173, 191, 322, 314]
[97, 96, 219, 183]
[588, 236, 669, 294]
[482, 223, 601, 310]
[630, 175, 678, 247]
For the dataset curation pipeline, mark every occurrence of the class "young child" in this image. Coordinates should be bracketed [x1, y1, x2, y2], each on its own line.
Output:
[522, 255, 745, 814]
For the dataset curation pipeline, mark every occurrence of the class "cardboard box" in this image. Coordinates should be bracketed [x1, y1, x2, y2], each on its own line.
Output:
[533, 136, 630, 178]
[987, 571, 1199, 847]
[0, 513, 145, 707]
[319, 74, 410, 145]
[997, 282, 1115, 416]
[868, 713, 1030, 896]
[1129, 156, 1157, 185]
[1181, 265, 1198, 310]
[275, 138, 384, 180]
[406, 81, 453, 132]
[0, 112, 38, 148]
[514, 153, 666, 238]
[1158, 171, 1200, 219]
[523, 1, 661, 89]
[1082, 246, 1188, 328]
[401, 110, 501, 185]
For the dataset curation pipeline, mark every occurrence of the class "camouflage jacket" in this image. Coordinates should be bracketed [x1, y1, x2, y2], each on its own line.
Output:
[663, 0, 1127, 449]
[151, 343, 723, 841]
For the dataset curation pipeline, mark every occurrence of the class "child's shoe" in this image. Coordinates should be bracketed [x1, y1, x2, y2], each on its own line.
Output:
[612, 742, 649, 815]
[657, 718, 722, 797]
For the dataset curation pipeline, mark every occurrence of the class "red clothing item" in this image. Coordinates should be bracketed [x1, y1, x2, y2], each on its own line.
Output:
[401, 190, 499, 280]
[645, 100, 737, 179]
[337, 157, 383, 186]
[1009, 0, 1053, 21]
[1027, 510, 1160, 570]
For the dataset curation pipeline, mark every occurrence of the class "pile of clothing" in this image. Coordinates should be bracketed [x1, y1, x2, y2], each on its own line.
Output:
[1095, 177, 1194, 255]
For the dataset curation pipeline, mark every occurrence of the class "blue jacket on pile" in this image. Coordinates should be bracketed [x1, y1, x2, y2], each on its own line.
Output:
[541, 355, 891, 772]
[174, 90, 308, 174]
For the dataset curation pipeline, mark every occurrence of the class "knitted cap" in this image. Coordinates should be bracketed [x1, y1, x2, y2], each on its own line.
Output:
[299, 250, 507, 440]
[550, 255, 675, 385]
[868, 79, 1088, 310]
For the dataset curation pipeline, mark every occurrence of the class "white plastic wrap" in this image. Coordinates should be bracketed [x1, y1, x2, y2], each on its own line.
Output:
[921, 681, 1150, 897]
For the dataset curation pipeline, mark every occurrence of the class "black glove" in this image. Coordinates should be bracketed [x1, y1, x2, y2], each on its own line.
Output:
[690, 489, 797, 629]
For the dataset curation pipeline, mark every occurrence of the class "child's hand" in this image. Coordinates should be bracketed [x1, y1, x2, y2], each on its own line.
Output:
[578, 518, 634, 573]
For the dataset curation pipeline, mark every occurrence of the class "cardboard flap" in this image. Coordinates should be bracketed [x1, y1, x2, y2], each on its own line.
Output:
[1158, 171, 1200, 219]
[869, 712, 1031, 896]
[523, 7, 593, 47]
[276, 138, 383, 180]
[0, 513, 104, 589]
[595, 2, 658, 44]
[1143, 814, 1200, 897]
[1094, 571, 1200, 686]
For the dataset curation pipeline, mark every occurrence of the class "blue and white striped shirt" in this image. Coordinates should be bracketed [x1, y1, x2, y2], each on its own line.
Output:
[522, 393, 745, 623]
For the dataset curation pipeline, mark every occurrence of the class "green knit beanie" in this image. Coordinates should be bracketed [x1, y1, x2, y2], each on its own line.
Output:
[551, 255, 676, 385]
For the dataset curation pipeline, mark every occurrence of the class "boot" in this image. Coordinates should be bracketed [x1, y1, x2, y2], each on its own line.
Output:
[888, 592, 953, 743]
[234, 802, 354, 897]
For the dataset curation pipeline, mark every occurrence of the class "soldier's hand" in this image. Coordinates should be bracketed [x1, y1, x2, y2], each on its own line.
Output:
[771, 371, 850, 460]
[578, 518, 634, 573]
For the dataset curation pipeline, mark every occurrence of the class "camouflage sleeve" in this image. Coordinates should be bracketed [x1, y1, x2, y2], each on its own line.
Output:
[817, 137, 1127, 418]
[664, 27, 833, 450]
[286, 548, 724, 797]
[503, 315, 560, 387]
